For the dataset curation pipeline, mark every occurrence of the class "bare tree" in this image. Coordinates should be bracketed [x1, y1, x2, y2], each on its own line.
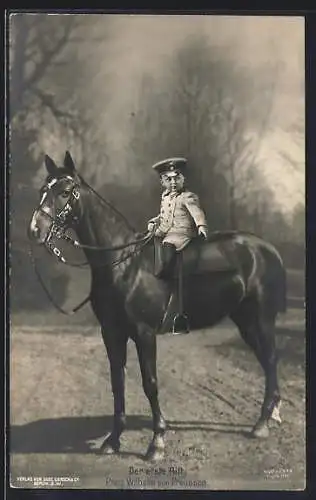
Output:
[10, 14, 77, 123]
[8, 12, 111, 311]
[9, 14, 109, 122]
[128, 34, 268, 230]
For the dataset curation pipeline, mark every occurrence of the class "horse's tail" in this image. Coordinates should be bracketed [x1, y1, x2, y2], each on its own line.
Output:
[238, 233, 287, 315]
[275, 261, 287, 314]
[260, 242, 287, 314]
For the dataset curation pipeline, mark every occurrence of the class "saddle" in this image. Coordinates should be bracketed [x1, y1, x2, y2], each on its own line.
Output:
[153, 234, 239, 334]
[153, 235, 238, 278]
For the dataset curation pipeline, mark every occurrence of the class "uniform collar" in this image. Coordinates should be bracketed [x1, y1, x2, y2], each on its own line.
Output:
[162, 188, 185, 198]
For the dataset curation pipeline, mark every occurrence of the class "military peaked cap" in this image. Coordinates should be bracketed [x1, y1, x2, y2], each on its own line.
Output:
[152, 157, 187, 176]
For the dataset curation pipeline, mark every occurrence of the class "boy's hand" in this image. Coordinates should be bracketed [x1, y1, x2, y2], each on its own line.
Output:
[147, 222, 156, 233]
[198, 226, 208, 239]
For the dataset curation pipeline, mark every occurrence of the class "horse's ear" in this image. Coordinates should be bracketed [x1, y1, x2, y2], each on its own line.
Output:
[44, 155, 58, 176]
[64, 151, 76, 173]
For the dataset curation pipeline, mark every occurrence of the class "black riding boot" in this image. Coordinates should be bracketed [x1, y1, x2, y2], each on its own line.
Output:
[156, 243, 177, 280]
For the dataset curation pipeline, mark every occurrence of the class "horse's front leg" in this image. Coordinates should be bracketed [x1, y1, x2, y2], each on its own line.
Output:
[100, 328, 128, 454]
[134, 327, 167, 461]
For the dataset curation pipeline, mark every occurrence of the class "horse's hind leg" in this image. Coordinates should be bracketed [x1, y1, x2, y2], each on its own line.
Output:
[99, 327, 128, 454]
[230, 296, 281, 439]
[134, 326, 167, 461]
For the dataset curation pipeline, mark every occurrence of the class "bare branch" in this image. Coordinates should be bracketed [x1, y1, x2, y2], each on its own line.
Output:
[25, 17, 75, 89]
[30, 87, 74, 119]
[279, 150, 304, 171]
[10, 16, 28, 115]
[67, 35, 108, 44]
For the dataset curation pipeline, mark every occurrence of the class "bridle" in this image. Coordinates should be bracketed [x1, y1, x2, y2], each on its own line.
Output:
[28, 174, 153, 315]
[33, 175, 81, 263]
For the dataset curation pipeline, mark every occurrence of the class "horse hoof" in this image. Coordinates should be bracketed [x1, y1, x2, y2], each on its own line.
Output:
[251, 422, 270, 439]
[99, 445, 119, 455]
[145, 443, 165, 462]
[271, 401, 282, 424]
[144, 447, 165, 462]
[99, 436, 120, 455]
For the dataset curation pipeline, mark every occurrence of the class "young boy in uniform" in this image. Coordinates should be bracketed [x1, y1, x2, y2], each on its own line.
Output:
[147, 157, 208, 279]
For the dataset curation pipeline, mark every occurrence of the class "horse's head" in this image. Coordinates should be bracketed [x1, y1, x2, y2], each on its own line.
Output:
[28, 151, 81, 245]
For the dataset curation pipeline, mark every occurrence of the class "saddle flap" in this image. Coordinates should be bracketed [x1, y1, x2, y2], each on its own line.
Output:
[151, 235, 238, 279]
[180, 238, 237, 276]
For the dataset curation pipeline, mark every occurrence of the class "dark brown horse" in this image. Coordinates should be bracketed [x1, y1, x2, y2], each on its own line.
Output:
[28, 151, 286, 461]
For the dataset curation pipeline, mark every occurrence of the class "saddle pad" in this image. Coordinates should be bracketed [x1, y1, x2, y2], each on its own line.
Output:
[179, 238, 237, 276]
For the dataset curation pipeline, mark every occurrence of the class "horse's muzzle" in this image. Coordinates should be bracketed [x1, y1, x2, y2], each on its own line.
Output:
[27, 215, 46, 245]
[27, 224, 41, 243]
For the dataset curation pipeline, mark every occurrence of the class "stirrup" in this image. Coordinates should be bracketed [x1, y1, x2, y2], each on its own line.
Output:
[172, 313, 190, 335]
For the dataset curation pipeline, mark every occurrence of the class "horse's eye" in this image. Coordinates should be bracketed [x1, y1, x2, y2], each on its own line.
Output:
[61, 190, 71, 198]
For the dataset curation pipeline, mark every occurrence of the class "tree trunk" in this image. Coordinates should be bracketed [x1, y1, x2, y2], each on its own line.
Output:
[9, 15, 28, 121]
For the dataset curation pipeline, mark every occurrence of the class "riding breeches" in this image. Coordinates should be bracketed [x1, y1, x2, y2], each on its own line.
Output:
[156, 242, 177, 280]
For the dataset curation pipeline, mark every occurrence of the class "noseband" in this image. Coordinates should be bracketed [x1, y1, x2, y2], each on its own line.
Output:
[37, 176, 81, 262]
[29, 173, 154, 315]
[33, 175, 153, 265]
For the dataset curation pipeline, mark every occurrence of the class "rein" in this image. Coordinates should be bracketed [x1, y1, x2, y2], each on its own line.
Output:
[29, 176, 154, 315]
[62, 231, 152, 252]
[28, 233, 153, 316]
[28, 241, 91, 316]
[45, 230, 153, 268]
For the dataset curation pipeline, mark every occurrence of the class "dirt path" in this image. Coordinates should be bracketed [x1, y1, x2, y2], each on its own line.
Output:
[9, 309, 305, 490]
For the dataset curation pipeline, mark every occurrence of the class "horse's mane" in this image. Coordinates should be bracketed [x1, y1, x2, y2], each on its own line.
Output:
[77, 174, 136, 233]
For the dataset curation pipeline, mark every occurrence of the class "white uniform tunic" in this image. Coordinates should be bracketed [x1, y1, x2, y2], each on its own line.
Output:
[149, 189, 208, 251]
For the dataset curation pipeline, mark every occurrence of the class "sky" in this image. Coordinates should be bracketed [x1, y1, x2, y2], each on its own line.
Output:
[35, 14, 305, 218]
[86, 14, 305, 217]
[91, 15, 304, 121]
